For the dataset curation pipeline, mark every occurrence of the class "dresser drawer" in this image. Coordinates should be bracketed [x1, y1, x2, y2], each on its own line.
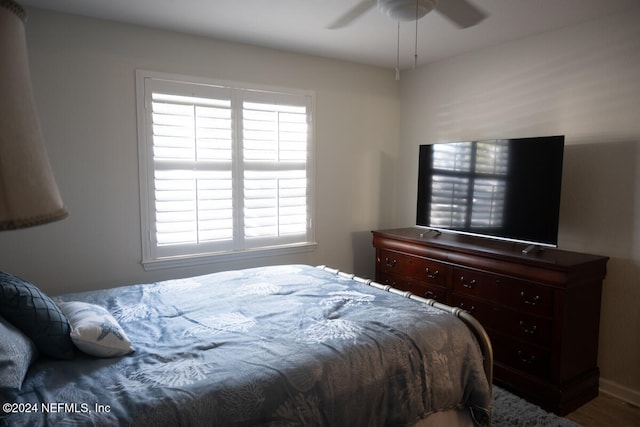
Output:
[377, 250, 414, 276]
[491, 332, 552, 379]
[452, 267, 554, 317]
[376, 271, 412, 292]
[412, 257, 449, 287]
[451, 295, 552, 347]
[411, 282, 447, 302]
[377, 271, 447, 302]
[377, 249, 449, 286]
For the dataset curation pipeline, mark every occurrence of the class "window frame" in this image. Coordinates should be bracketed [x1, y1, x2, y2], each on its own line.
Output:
[136, 70, 316, 270]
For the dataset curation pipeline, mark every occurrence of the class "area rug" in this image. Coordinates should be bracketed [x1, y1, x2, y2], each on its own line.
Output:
[492, 385, 581, 426]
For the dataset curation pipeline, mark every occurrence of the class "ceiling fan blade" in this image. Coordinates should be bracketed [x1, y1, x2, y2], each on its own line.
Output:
[436, 0, 487, 28]
[327, 0, 376, 29]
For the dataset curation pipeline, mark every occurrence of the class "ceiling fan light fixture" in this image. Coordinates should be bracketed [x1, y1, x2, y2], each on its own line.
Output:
[377, 0, 437, 21]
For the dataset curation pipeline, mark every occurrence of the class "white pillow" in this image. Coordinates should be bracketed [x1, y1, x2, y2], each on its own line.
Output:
[58, 301, 134, 357]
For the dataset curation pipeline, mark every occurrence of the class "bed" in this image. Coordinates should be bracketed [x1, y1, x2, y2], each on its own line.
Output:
[1, 264, 492, 426]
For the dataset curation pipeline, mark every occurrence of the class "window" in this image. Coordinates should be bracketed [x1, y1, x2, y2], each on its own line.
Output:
[136, 71, 315, 270]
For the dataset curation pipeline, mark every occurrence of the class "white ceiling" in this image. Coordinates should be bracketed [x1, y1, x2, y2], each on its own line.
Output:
[19, 0, 640, 69]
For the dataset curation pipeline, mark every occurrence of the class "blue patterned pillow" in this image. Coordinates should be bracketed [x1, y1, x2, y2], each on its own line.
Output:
[0, 272, 74, 359]
[0, 316, 38, 390]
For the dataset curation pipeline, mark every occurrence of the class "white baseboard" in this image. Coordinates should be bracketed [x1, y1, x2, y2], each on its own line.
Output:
[600, 378, 640, 407]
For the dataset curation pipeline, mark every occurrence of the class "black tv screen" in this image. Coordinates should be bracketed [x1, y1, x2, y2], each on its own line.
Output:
[416, 136, 564, 247]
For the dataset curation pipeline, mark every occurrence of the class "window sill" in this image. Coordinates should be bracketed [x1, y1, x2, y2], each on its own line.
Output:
[141, 242, 318, 271]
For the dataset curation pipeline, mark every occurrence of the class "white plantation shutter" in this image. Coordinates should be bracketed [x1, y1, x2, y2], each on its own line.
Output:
[241, 99, 309, 246]
[154, 169, 234, 246]
[137, 71, 315, 268]
[151, 92, 234, 254]
[244, 169, 308, 239]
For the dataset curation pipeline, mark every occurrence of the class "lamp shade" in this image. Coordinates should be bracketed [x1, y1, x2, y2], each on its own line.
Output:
[0, 0, 68, 230]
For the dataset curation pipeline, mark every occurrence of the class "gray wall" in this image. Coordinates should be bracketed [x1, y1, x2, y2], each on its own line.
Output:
[398, 7, 640, 405]
[0, 7, 399, 293]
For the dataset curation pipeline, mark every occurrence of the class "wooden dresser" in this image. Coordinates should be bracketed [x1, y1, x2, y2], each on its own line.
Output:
[372, 227, 608, 415]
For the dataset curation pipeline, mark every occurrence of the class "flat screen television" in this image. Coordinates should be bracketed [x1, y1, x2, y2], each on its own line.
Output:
[416, 136, 564, 248]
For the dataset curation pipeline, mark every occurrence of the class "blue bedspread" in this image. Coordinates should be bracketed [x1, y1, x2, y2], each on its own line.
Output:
[1, 265, 490, 426]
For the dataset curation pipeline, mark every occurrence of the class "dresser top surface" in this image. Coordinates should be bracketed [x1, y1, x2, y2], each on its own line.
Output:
[372, 228, 608, 270]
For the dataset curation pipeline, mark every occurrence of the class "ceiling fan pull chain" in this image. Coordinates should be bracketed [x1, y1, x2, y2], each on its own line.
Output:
[414, 0, 419, 69]
[395, 21, 401, 80]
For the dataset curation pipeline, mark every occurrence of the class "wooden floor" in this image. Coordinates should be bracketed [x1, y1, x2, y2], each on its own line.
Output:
[565, 394, 640, 426]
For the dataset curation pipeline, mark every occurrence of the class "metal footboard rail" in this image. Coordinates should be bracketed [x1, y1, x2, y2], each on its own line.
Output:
[317, 265, 494, 387]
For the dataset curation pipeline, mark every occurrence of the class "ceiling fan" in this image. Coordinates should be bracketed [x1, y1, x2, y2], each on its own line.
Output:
[328, 0, 487, 29]
[328, 0, 487, 78]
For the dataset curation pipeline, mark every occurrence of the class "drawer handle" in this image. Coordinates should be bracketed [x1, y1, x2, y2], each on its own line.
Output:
[384, 257, 397, 268]
[460, 276, 477, 289]
[425, 267, 440, 279]
[423, 291, 437, 300]
[519, 320, 538, 335]
[517, 350, 537, 365]
[459, 302, 475, 314]
[520, 291, 541, 306]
